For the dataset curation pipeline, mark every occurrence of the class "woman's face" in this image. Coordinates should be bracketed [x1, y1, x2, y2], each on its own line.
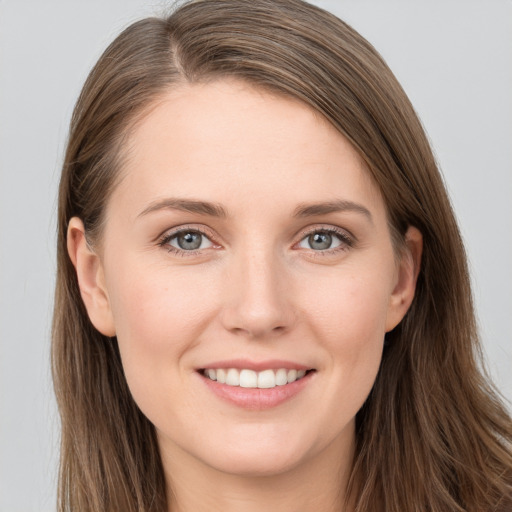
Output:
[71, 79, 418, 479]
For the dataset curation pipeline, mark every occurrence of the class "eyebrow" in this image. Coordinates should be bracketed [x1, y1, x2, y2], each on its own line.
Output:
[293, 200, 373, 222]
[137, 198, 228, 218]
[137, 197, 372, 222]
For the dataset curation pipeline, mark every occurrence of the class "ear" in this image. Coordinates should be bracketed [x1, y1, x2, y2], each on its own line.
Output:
[385, 226, 423, 332]
[67, 217, 116, 336]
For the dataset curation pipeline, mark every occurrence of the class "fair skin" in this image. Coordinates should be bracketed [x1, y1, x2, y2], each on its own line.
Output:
[68, 80, 422, 512]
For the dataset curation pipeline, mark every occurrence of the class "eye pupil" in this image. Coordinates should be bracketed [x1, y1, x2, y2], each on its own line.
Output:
[309, 232, 332, 250]
[177, 232, 202, 250]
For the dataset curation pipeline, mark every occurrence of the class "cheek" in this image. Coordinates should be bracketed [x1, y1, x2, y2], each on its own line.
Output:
[305, 264, 392, 342]
[108, 260, 214, 344]
[302, 265, 391, 399]
[104, 260, 217, 408]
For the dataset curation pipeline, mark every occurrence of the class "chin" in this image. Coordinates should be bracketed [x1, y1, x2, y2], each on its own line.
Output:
[195, 428, 320, 478]
[208, 450, 305, 478]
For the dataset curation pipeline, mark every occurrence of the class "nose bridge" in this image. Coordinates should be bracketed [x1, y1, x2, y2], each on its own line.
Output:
[222, 240, 294, 338]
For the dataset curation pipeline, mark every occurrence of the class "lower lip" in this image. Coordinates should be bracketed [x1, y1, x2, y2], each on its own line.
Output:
[198, 371, 315, 410]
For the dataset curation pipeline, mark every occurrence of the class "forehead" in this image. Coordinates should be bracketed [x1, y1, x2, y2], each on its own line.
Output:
[110, 79, 385, 221]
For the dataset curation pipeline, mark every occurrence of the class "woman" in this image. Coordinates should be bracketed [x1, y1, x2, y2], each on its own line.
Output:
[52, 0, 512, 510]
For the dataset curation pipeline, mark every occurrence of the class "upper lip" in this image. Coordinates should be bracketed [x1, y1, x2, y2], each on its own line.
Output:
[198, 359, 313, 372]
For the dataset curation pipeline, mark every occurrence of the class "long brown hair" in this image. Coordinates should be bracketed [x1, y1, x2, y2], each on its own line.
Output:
[52, 0, 512, 510]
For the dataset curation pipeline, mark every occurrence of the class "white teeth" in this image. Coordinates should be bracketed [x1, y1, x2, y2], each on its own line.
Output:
[286, 369, 297, 383]
[275, 368, 288, 386]
[239, 369, 258, 388]
[226, 368, 240, 386]
[257, 369, 275, 388]
[203, 367, 310, 388]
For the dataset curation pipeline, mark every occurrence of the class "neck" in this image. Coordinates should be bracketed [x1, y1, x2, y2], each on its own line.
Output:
[161, 429, 356, 512]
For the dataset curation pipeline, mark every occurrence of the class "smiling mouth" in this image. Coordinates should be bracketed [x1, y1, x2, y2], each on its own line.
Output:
[200, 368, 315, 389]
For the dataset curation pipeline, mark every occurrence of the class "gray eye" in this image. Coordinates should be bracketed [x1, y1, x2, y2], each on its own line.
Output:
[308, 232, 332, 250]
[170, 231, 212, 251]
[298, 231, 343, 251]
[178, 232, 202, 250]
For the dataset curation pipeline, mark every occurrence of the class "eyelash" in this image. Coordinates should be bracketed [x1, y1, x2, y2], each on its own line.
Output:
[296, 226, 354, 257]
[157, 225, 354, 257]
[157, 225, 216, 256]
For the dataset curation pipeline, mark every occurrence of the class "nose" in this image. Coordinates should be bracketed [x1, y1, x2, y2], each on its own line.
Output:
[220, 247, 296, 340]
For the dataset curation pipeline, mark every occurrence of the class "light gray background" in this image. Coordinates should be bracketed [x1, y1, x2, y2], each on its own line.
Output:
[1, 1, 511, 510]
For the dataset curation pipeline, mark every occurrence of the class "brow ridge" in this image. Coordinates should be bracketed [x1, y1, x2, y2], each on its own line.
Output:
[138, 197, 372, 222]
[138, 198, 228, 218]
[293, 200, 373, 221]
